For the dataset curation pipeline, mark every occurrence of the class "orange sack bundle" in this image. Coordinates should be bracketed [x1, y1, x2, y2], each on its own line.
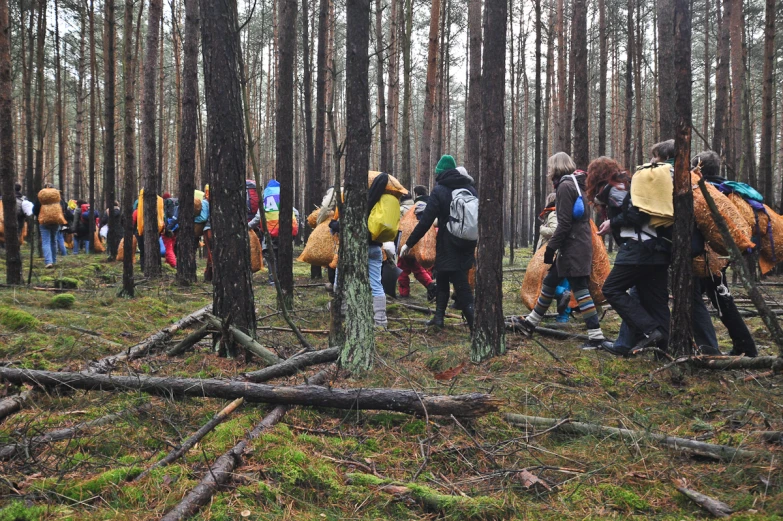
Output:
[297, 213, 337, 267]
[398, 207, 437, 269]
[116, 236, 138, 263]
[693, 244, 728, 279]
[93, 230, 106, 253]
[726, 192, 783, 274]
[520, 221, 610, 311]
[249, 230, 264, 273]
[37, 188, 67, 226]
[692, 173, 754, 256]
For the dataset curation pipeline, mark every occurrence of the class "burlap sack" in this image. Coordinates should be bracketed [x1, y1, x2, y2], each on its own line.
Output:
[93, 231, 106, 253]
[38, 188, 60, 205]
[693, 244, 728, 279]
[297, 218, 338, 267]
[116, 236, 138, 263]
[398, 206, 436, 268]
[692, 173, 755, 256]
[520, 246, 547, 310]
[585, 221, 610, 306]
[39, 204, 67, 226]
[64, 232, 74, 249]
[368, 171, 408, 197]
[249, 230, 263, 273]
[727, 192, 781, 274]
[398, 207, 418, 255]
[329, 254, 339, 270]
[307, 208, 319, 229]
[468, 265, 476, 291]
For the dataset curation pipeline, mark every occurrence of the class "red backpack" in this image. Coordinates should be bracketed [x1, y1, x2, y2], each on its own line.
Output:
[246, 180, 259, 222]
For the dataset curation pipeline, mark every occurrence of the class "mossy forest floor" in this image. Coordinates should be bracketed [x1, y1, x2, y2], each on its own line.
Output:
[0, 247, 781, 520]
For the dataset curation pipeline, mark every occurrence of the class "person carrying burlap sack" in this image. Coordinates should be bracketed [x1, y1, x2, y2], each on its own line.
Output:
[33, 183, 68, 268]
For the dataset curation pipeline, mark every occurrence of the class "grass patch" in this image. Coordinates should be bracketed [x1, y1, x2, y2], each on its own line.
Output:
[0, 306, 38, 330]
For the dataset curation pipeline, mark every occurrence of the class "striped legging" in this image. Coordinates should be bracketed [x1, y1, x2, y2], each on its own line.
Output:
[533, 265, 600, 330]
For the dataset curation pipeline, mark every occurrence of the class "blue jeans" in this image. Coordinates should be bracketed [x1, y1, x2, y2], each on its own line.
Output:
[56, 230, 68, 256]
[40, 224, 59, 265]
[368, 244, 384, 297]
[73, 238, 90, 254]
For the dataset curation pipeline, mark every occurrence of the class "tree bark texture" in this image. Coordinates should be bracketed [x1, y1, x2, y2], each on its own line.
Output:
[670, 0, 694, 356]
[571, 0, 588, 169]
[375, 0, 388, 171]
[242, 347, 340, 383]
[624, 0, 634, 171]
[758, 0, 775, 202]
[728, 0, 744, 178]
[0, 0, 20, 284]
[200, 0, 257, 357]
[23, 7, 33, 198]
[399, 0, 412, 186]
[386, 0, 399, 174]
[313, 0, 328, 215]
[104, 0, 119, 258]
[33, 0, 45, 198]
[0, 368, 503, 417]
[471, 0, 506, 362]
[415, 0, 440, 186]
[465, 0, 481, 177]
[276, 0, 297, 310]
[302, 0, 319, 280]
[712, 0, 730, 157]
[142, 0, 162, 275]
[73, 5, 85, 200]
[121, 0, 138, 297]
[532, 0, 542, 248]
[340, 0, 375, 373]
[54, 0, 64, 190]
[657, 0, 676, 139]
[176, 0, 200, 285]
[597, 0, 607, 156]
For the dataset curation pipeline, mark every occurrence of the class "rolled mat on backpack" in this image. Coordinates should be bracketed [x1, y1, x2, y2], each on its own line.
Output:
[249, 230, 264, 273]
[691, 172, 755, 256]
[520, 221, 610, 311]
[727, 192, 782, 274]
[37, 188, 68, 226]
[297, 215, 338, 267]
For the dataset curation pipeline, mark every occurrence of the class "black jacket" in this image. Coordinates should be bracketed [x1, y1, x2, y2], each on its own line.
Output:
[609, 191, 672, 266]
[406, 168, 477, 272]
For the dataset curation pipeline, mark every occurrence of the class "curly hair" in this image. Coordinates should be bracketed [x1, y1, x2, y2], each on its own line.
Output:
[586, 156, 628, 202]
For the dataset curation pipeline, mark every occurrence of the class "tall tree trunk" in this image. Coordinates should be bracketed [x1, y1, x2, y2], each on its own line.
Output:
[415, 0, 440, 185]
[121, 0, 138, 297]
[74, 4, 86, 200]
[712, 0, 730, 157]
[176, 0, 200, 285]
[532, 0, 542, 249]
[104, 0, 119, 258]
[508, 0, 516, 263]
[564, 10, 574, 155]
[0, 0, 20, 283]
[88, 0, 97, 253]
[521, 20, 530, 247]
[142, 0, 163, 276]
[276, 0, 297, 310]
[728, 0, 744, 178]
[313, 0, 328, 220]
[670, 0, 693, 355]
[340, 0, 375, 372]
[624, 0, 633, 170]
[658, 0, 676, 138]
[157, 16, 165, 193]
[33, 0, 45, 198]
[571, 0, 588, 169]
[200, 0, 257, 357]
[758, 0, 776, 202]
[465, 0, 481, 177]
[399, 0, 412, 186]
[375, 0, 388, 171]
[555, 0, 565, 153]
[598, 0, 607, 156]
[23, 7, 33, 197]
[302, 0, 319, 279]
[471, 0, 506, 362]
[702, 0, 711, 140]
[634, 9, 643, 167]
[54, 0, 64, 190]
[386, 0, 399, 174]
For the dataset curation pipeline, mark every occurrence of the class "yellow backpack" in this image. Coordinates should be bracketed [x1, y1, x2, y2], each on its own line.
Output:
[367, 193, 400, 243]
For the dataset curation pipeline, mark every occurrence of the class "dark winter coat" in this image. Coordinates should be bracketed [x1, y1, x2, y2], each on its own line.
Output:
[608, 190, 672, 266]
[547, 172, 592, 277]
[405, 168, 477, 272]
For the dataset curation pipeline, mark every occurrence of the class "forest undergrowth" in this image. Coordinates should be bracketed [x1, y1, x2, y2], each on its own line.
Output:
[0, 248, 781, 520]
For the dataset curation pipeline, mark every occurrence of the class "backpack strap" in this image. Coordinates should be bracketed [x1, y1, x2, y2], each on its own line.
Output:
[568, 174, 583, 198]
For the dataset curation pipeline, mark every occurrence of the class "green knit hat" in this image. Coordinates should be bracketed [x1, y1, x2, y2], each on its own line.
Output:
[435, 155, 457, 176]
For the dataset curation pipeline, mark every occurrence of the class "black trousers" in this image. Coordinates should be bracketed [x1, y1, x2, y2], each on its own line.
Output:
[436, 270, 473, 311]
[603, 263, 670, 344]
[700, 271, 757, 356]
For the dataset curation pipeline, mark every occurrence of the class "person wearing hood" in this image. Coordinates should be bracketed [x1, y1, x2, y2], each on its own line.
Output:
[510, 152, 613, 350]
[400, 155, 476, 330]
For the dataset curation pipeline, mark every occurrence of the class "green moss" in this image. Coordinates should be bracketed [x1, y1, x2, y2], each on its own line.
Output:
[58, 466, 142, 502]
[598, 483, 651, 512]
[50, 293, 76, 309]
[402, 419, 426, 435]
[0, 306, 39, 330]
[0, 501, 47, 521]
[368, 412, 408, 429]
[54, 277, 80, 289]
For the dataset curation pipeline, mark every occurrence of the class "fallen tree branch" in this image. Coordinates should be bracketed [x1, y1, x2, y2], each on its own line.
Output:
[0, 368, 502, 417]
[166, 323, 213, 356]
[134, 398, 244, 482]
[257, 326, 330, 335]
[241, 347, 340, 383]
[674, 479, 733, 517]
[397, 302, 462, 319]
[505, 321, 590, 341]
[504, 413, 763, 461]
[204, 314, 283, 366]
[0, 404, 150, 461]
[687, 356, 783, 372]
[0, 390, 34, 423]
[85, 304, 213, 374]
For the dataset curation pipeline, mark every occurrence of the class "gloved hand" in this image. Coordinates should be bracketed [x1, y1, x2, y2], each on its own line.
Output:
[382, 241, 397, 264]
[543, 247, 556, 264]
[399, 244, 410, 258]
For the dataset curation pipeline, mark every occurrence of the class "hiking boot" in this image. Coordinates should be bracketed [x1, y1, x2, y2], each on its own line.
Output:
[462, 303, 474, 332]
[426, 311, 445, 329]
[427, 288, 449, 329]
[507, 316, 536, 337]
[602, 343, 634, 357]
[557, 290, 571, 315]
[696, 344, 723, 356]
[631, 328, 666, 355]
[580, 338, 614, 351]
[426, 282, 438, 302]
